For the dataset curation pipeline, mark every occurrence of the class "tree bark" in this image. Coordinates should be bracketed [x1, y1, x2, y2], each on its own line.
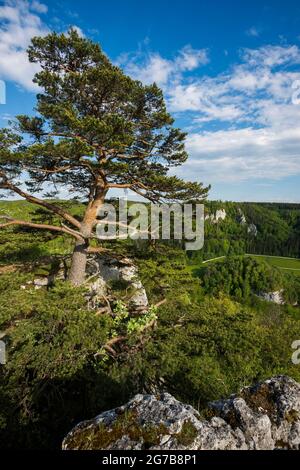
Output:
[68, 185, 107, 286]
[68, 239, 89, 286]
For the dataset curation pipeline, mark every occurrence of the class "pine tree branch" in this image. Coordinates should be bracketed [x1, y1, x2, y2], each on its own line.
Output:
[0, 172, 81, 230]
[86, 246, 111, 253]
[22, 165, 73, 174]
[0, 216, 84, 240]
[107, 183, 133, 189]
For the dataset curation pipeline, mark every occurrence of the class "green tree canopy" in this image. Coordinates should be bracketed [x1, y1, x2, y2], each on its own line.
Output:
[0, 29, 209, 284]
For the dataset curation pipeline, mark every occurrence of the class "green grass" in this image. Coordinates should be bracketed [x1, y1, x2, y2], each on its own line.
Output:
[0, 199, 85, 265]
[0, 199, 84, 219]
[189, 254, 300, 277]
[248, 254, 300, 276]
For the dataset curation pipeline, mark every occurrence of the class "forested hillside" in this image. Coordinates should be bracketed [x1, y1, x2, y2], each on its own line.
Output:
[188, 201, 300, 264]
[0, 199, 299, 449]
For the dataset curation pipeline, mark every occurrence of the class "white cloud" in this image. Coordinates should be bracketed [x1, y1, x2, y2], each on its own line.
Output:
[31, 1, 48, 14]
[117, 45, 209, 87]
[117, 43, 300, 185]
[70, 25, 85, 38]
[243, 44, 300, 68]
[0, 0, 49, 91]
[184, 126, 300, 183]
[0, 1, 84, 92]
[166, 45, 300, 183]
[124, 53, 173, 86]
[246, 26, 260, 37]
[168, 45, 300, 115]
[168, 80, 245, 121]
[175, 45, 209, 71]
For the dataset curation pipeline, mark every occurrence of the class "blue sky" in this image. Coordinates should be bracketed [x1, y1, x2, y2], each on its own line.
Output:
[1, 0, 300, 202]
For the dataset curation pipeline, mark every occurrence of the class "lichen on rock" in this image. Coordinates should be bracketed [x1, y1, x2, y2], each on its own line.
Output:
[63, 376, 300, 451]
[86, 255, 149, 313]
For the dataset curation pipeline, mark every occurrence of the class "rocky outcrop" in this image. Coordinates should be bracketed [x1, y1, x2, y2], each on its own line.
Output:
[237, 208, 247, 225]
[258, 290, 285, 305]
[87, 255, 148, 312]
[62, 376, 300, 450]
[247, 223, 258, 237]
[19, 255, 148, 313]
[205, 209, 226, 224]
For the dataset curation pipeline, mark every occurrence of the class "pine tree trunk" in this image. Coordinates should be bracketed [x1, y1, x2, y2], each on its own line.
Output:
[68, 239, 89, 286]
[68, 187, 106, 286]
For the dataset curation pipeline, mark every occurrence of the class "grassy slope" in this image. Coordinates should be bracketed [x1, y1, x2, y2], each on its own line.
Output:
[249, 255, 300, 276]
[195, 254, 300, 275]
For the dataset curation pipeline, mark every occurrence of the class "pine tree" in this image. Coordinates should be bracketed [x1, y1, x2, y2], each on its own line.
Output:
[0, 29, 209, 285]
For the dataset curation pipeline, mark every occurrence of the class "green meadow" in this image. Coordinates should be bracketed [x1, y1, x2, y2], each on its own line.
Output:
[248, 255, 300, 276]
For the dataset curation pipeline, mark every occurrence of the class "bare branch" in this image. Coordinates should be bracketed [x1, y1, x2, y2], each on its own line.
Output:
[22, 165, 73, 174]
[0, 173, 81, 230]
[154, 298, 167, 308]
[107, 183, 133, 189]
[86, 246, 111, 253]
[0, 216, 84, 241]
[107, 153, 148, 162]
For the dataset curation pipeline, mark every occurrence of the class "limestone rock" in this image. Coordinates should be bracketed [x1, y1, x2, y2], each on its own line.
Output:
[62, 376, 300, 451]
[258, 290, 285, 305]
[247, 223, 258, 236]
[205, 209, 226, 224]
[237, 208, 247, 225]
[32, 276, 54, 289]
[86, 255, 148, 312]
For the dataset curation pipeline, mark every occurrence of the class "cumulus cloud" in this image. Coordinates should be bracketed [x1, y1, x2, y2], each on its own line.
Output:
[169, 45, 300, 113]
[102, 42, 300, 185]
[30, 0, 47, 14]
[0, 0, 84, 92]
[165, 45, 300, 183]
[243, 44, 300, 67]
[122, 53, 174, 86]
[175, 45, 209, 71]
[0, 0, 49, 91]
[184, 125, 300, 183]
[117, 44, 209, 87]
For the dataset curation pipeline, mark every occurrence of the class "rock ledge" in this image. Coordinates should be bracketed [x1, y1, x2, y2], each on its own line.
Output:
[63, 376, 300, 450]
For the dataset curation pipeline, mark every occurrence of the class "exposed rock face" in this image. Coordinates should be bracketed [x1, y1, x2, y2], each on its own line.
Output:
[33, 277, 53, 288]
[63, 376, 300, 451]
[247, 223, 258, 237]
[215, 209, 226, 222]
[21, 276, 54, 290]
[237, 208, 247, 225]
[205, 209, 226, 224]
[87, 255, 148, 312]
[258, 290, 285, 305]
